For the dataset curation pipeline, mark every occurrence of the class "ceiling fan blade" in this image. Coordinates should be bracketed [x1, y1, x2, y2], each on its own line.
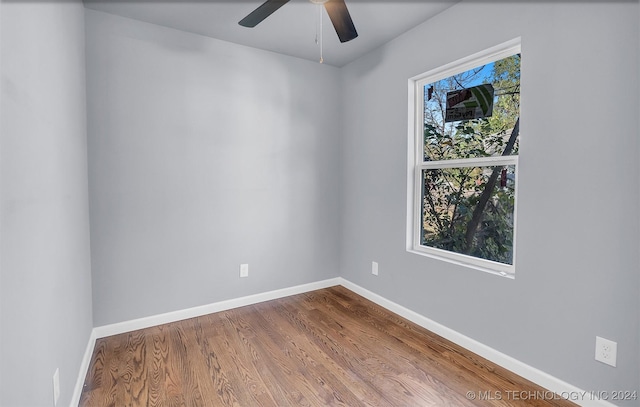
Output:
[239, 0, 290, 28]
[324, 0, 358, 43]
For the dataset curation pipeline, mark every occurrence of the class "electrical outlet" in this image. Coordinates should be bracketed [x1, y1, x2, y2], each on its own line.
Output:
[53, 368, 60, 406]
[372, 261, 378, 276]
[240, 264, 249, 278]
[595, 336, 617, 367]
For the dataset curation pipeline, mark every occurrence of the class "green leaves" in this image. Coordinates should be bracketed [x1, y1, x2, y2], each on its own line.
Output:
[421, 166, 515, 264]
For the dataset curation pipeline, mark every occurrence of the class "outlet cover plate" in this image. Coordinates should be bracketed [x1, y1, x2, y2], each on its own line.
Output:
[595, 336, 617, 367]
[240, 264, 249, 278]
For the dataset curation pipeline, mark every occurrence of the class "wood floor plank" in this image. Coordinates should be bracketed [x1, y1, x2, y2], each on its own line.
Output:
[253, 300, 373, 406]
[148, 325, 170, 407]
[216, 309, 277, 406]
[275, 296, 406, 405]
[229, 305, 327, 406]
[246, 301, 365, 407]
[301, 288, 481, 405]
[188, 316, 244, 407]
[79, 287, 578, 407]
[279, 292, 471, 407]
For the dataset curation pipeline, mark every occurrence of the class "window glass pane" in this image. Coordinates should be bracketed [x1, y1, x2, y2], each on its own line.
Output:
[423, 54, 520, 162]
[421, 165, 516, 265]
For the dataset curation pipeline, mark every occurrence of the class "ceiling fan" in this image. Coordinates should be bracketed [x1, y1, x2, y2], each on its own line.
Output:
[239, 0, 358, 43]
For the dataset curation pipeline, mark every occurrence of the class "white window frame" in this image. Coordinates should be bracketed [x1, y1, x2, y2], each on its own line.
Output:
[406, 38, 521, 278]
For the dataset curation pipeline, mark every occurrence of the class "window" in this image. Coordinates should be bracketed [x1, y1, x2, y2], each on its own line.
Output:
[407, 39, 521, 277]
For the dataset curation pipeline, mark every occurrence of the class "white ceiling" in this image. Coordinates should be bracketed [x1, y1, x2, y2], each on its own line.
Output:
[83, 0, 458, 67]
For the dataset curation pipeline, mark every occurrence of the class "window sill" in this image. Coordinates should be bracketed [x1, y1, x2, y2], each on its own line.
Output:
[407, 247, 515, 279]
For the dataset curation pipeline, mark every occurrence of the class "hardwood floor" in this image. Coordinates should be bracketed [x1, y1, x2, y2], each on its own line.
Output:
[79, 286, 577, 406]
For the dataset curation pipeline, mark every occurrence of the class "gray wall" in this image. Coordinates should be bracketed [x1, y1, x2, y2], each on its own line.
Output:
[0, 1, 93, 406]
[85, 10, 343, 326]
[340, 1, 639, 403]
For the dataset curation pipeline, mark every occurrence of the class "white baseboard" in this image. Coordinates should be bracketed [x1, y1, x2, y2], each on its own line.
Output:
[93, 278, 342, 339]
[338, 278, 617, 407]
[70, 329, 96, 407]
[71, 276, 615, 407]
